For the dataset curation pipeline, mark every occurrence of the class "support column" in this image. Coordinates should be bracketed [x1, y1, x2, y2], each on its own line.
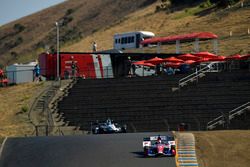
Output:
[176, 40, 181, 54]
[157, 42, 161, 54]
[213, 39, 218, 55]
[194, 38, 199, 53]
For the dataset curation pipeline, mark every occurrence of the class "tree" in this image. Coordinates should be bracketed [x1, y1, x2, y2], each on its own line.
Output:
[13, 23, 25, 33]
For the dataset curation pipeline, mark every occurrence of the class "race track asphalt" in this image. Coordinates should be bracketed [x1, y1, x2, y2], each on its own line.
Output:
[0, 132, 176, 167]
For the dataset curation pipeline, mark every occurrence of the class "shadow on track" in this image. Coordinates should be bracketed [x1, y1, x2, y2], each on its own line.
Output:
[131, 151, 145, 158]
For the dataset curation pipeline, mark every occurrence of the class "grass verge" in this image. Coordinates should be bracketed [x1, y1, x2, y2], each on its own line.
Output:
[194, 130, 250, 167]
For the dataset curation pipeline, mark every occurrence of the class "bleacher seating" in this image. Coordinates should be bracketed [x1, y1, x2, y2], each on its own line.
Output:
[57, 70, 250, 132]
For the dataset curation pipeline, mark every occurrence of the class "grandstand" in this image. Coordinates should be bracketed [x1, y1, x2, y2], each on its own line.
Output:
[56, 61, 250, 132]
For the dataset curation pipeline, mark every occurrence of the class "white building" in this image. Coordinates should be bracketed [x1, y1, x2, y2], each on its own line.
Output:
[6, 62, 37, 84]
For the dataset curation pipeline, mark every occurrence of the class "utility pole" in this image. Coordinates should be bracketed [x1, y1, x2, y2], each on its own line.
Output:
[55, 22, 60, 81]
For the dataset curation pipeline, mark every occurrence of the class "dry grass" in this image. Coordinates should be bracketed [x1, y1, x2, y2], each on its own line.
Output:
[0, 82, 46, 137]
[64, 3, 250, 56]
[194, 130, 250, 167]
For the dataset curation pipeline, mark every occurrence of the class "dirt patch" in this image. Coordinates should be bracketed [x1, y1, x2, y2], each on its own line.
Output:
[194, 130, 250, 167]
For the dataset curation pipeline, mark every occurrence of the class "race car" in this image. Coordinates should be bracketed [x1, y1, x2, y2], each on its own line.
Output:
[91, 119, 127, 134]
[143, 135, 176, 157]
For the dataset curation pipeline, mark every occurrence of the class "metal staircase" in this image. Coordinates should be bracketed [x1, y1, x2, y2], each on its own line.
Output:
[177, 62, 219, 89]
[207, 102, 250, 130]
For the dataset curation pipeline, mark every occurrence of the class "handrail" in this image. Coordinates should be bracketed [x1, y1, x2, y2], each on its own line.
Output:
[229, 102, 250, 120]
[178, 62, 216, 89]
[207, 101, 250, 130]
[207, 115, 225, 130]
[28, 84, 52, 126]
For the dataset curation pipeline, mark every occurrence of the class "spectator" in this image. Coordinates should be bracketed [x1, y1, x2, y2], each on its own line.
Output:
[131, 63, 136, 76]
[71, 61, 78, 79]
[92, 41, 97, 52]
[33, 64, 41, 82]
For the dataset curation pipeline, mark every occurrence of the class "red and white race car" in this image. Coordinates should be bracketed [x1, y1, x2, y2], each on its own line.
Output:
[143, 135, 176, 157]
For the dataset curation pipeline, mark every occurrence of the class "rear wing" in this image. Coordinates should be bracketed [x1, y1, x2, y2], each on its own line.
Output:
[143, 135, 176, 147]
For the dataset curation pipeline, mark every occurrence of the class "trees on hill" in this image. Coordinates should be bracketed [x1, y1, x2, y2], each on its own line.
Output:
[158, 0, 241, 10]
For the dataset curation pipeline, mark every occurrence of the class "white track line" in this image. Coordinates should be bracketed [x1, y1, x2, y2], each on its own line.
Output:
[0, 137, 8, 160]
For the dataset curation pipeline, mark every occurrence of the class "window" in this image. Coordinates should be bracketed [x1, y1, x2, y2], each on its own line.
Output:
[131, 36, 135, 43]
[128, 37, 131, 43]
[124, 37, 128, 44]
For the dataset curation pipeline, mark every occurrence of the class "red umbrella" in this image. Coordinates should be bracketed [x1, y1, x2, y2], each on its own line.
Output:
[163, 57, 184, 63]
[145, 57, 165, 64]
[196, 57, 211, 63]
[240, 54, 250, 60]
[225, 54, 242, 60]
[133, 60, 155, 67]
[133, 60, 146, 65]
[208, 56, 226, 62]
[184, 60, 196, 65]
[143, 63, 156, 67]
[165, 62, 183, 68]
[177, 54, 200, 61]
[194, 51, 217, 58]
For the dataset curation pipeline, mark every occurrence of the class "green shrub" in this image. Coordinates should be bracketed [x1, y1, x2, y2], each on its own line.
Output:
[13, 23, 25, 33]
[21, 106, 29, 113]
[66, 8, 74, 15]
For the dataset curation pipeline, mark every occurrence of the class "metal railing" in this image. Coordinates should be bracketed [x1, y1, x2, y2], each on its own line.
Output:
[178, 62, 215, 89]
[33, 125, 86, 136]
[207, 102, 250, 130]
[229, 102, 250, 120]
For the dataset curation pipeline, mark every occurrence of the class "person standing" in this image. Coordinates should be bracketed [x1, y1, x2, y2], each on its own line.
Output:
[33, 64, 41, 82]
[71, 61, 78, 79]
[92, 41, 97, 52]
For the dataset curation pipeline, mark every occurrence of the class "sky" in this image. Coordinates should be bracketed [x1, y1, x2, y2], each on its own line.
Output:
[0, 0, 66, 25]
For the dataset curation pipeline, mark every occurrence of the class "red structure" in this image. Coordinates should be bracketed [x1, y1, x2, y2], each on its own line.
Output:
[141, 32, 218, 54]
[39, 52, 114, 79]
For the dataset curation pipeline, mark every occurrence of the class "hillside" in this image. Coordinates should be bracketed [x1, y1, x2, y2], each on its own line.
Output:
[0, 0, 156, 67]
[0, 0, 249, 67]
[65, 1, 250, 55]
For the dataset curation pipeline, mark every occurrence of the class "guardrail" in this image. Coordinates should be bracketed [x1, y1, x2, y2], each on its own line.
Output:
[207, 102, 250, 130]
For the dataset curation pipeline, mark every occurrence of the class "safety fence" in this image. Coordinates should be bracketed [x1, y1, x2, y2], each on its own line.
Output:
[33, 125, 86, 136]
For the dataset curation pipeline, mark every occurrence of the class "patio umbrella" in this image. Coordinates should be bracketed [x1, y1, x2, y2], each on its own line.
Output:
[145, 57, 165, 64]
[195, 57, 211, 63]
[240, 54, 250, 60]
[177, 54, 200, 61]
[133, 60, 146, 66]
[133, 60, 155, 67]
[143, 63, 156, 67]
[163, 57, 184, 63]
[225, 54, 242, 60]
[184, 60, 196, 65]
[165, 62, 183, 68]
[194, 51, 217, 58]
[208, 56, 226, 62]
